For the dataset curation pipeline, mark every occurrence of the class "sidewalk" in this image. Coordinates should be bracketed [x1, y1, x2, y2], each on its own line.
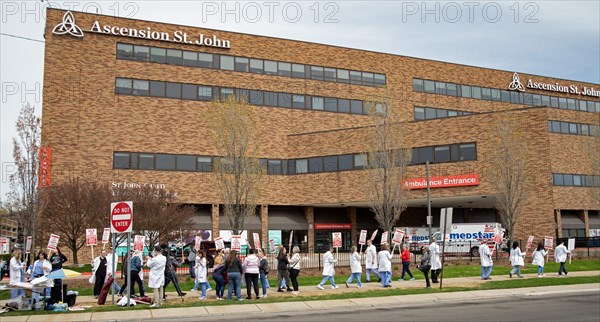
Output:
[2, 271, 599, 321]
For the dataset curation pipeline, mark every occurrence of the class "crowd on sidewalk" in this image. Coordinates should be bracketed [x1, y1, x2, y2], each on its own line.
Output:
[1, 238, 574, 307]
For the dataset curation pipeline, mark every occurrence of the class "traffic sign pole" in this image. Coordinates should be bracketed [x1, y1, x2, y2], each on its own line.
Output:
[111, 233, 115, 305]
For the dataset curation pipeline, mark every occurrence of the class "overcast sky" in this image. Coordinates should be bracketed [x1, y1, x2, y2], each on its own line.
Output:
[1, 0, 599, 202]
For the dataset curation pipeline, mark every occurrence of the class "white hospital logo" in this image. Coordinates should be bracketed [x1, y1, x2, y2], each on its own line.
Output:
[52, 11, 84, 38]
[508, 72, 525, 92]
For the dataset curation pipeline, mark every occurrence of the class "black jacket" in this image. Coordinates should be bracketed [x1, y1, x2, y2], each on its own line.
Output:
[277, 253, 289, 270]
[225, 257, 243, 273]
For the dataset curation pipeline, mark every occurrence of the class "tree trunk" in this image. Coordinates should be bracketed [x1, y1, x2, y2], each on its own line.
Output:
[71, 240, 78, 265]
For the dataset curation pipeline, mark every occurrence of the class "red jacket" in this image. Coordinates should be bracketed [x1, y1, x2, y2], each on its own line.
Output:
[401, 249, 411, 263]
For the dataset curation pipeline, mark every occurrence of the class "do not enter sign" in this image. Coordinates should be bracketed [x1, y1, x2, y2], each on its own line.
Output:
[111, 201, 133, 233]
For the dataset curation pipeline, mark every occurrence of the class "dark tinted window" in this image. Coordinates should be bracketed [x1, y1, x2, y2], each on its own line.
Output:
[309, 157, 323, 173]
[114, 152, 129, 169]
[166, 83, 182, 99]
[150, 81, 165, 97]
[139, 154, 154, 170]
[177, 155, 196, 171]
[459, 143, 476, 161]
[182, 84, 197, 100]
[338, 154, 353, 171]
[156, 154, 176, 170]
[323, 156, 338, 172]
[166, 49, 182, 64]
[150, 47, 166, 63]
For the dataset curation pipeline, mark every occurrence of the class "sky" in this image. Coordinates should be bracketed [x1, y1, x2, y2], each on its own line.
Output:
[0, 0, 599, 202]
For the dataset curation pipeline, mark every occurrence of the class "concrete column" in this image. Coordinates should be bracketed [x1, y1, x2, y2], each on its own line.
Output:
[261, 205, 269, 249]
[555, 209, 562, 238]
[304, 206, 314, 253]
[583, 210, 590, 237]
[211, 204, 220, 239]
[347, 207, 357, 246]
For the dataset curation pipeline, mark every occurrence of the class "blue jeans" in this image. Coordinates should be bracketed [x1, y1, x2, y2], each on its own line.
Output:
[227, 272, 242, 300]
[259, 272, 270, 295]
[199, 280, 207, 297]
[213, 275, 226, 298]
[537, 266, 544, 274]
[401, 262, 414, 279]
[346, 273, 362, 287]
[319, 275, 336, 287]
[366, 268, 380, 282]
[379, 271, 391, 287]
[510, 265, 522, 277]
[189, 261, 196, 279]
[481, 265, 493, 279]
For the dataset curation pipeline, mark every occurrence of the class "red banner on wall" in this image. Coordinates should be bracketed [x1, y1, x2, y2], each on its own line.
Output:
[402, 174, 479, 190]
[38, 147, 52, 189]
[315, 223, 351, 230]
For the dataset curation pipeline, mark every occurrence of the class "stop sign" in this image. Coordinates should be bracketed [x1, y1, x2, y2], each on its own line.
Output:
[111, 201, 133, 233]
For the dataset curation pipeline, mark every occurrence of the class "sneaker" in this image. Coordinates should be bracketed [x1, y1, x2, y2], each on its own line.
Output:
[255, 296, 260, 299]
[345, 281, 349, 288]
[509, 272, 513, 278]
[180, 292, 187, 297]
[397, 279, 404, 282]
[286, 288, 293, 292]
[246, 296, 252, 300]
[537, 275, 543, 278]
[277, 289, 284, 292]
[409, 278, 415, 281]
[150, 303, 159, 308]
[518, 276, 524, 278]
[425, 286, 431, 289]
[357, 285, 363, 288]
[331, 285, 339, 290]
[207, 288, 213, 291]
[217, 297, 224, 301]
[317, 285, 324, 290]
[191, 289, 197, 292]
[292, 291, 298, 295]
[262, 294, 267, 299]
[199, 296, 206, 300]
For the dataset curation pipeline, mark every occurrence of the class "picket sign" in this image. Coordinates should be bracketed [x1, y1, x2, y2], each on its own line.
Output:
[195, 235, 202, 251]
[288, 231, 294, 254]
[526, 235, 535, 250]
[101, 228, 111, 250]
[215, 237, 224, 250]
[231, 235, 241, 251]
[568, 238, 575, 264]
[358, 230, 367, 253]
[47, 234, 60, 251]
[544, 236, 554, 261]
[269, 239, 275, 253]
[86, 229, 97, 258]
[381, 231, 389, 245]
[253, 233, 261, 250]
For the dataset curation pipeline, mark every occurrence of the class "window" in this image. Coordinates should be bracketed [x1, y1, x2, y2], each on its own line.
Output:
[236, 89, 249, 102]
[417, 147, 433, 164]
[567, 99, 576, 110]
[199, 86, 212, 101]
[312, 97, 324, 110]
[413, 79, 424, 92]
[323, 156, 338, 172]
[264, 60, 278, 75]
[183, 51, 198, 66]
[249, 90, 263, 105]
[182, 84, 197, 100]
[471, 86, 481, 99]
[563, 174, 574, 186]
[491, 89, 501, 101]
[199, 53, 213, 68]
[459, 143, 476, 161]
[424, 80, 435, 93]
[435, 82, 446, 95]
[166, 83, 182, 99]
[166, 49, 182, 65]
[156, 154, 176, 170]
[450, 144, 459, 161]
[198, 157, 212, 172]
[338, 154, 353, 171]
[436, 109, 448, 118]
[132, 45, 149, 61]
[150, 47, 166, 63]
[309, 157, 322, 173]
[350, 100, 363, 114]
[177, 155, 196, 171]
[295, 159, 308, 174]
[447, 83, 458, 96]
[268, 160, 282, 175]
[338, 99, 350, 113]
[324, 68, 336, 82]
[292, 64, 304, 78]
[220, 88, 234, 100]
[150, 81, 165, 97]
[311, 66, 324, 80]
[264, 92, 277, 106]
[220, 55, 234, 70]
[541, 95, 550, 107]
[362, 72, 374, 85]
[132, 80, 149, 96]
[139, 154, 154, 170]
[350, 71, 362, 85]
[461, 85, 471, 98]
[354, 154, 365, 169]
[234, 57, 249, 72]
[249, 59, 263, 73]
[374, 74, 386, 85]
[425, 107, 436, 119]
[278, 93, 292, 108]
[553, 174, 564, 185]
[414, 107, 425, 120]
[117, 43, 133, 59]
[278, 62, 292, 77]
[434, 146, 450, 163]
[116, 78, 132, 94]
[113, 152, 130, 169]
[481, 88, 491, 100]
[292, 95, 305, 109]
[324, 98, 337, 112]
[338, 70, 350, 83]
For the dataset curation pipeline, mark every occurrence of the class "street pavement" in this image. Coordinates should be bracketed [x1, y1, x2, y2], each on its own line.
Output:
[1, 271, 598, 321]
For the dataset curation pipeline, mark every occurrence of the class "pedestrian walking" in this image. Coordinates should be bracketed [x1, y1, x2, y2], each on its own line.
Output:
[188, 246, 197, 281]
[555, 241, 570, 276]
[243, 249, 260, 299]
[479, 239, 493, 280]
[531, 243, 547, 277]
[378, 243, 393, 288]
[398, 244, 414, 282]
[365, 239, 380, 283]
[429, 238, 442, 283]
[345, 245, 362, 288]
[509, 241, 525, 278]
[317, 245, 338, 290]
[419, 245, 432, 288]
[162, 245, 186, 299]
[258, 249, 270, 298]
[119, 250, 145, 298]
[226, 250, 244, 301]
[276, 246, 292, 292]
[147, 246, 166, 307]
[289, 246, 301, 294]
[194, 250, 209, 300]
[9, 249, 26, 299]
[90, 250, 109, 299]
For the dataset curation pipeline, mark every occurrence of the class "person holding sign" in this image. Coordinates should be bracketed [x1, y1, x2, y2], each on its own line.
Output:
[555, 241, 570, 276]
[509, 241, 525, 278]
[119, 250, 146, 298]
[365, 239, 380, 283]
[378, 243, 393, 287]
[147, 246, 167, 307]
[276, 245, 292, 292]
[225, 250, 243, 301]
[49, 247, 68, 301]
[9, 249, 26, 299]
[531, 243, 547, 277]
[345, 245, 363, 288]
[195, 250, 209, 300]
[90, 250, 109, 299]
[479, 239, 493, 280]
[429, 238, 442, 283]
[258, 250, 270, 299]
[317, 245, 338, 290]
[398, 244, 415, 282]
[289, 246, 301, 294]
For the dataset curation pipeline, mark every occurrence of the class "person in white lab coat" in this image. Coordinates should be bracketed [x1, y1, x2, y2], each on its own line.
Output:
[365, 239, 380, 283]
[479, 239, 493, 280]
[9, 249, 26, 299]
[345, 245, 362, 288]
[555, 241, 570, 276]
[317, 245, 338, 290]
[195, 250, 208, 300]
[531, 243, 547, 277]
[509, 241, 525, 278]
[147, 246, 166, 307]
[429, 238, 442, 283]
[377, 243, 393, 287]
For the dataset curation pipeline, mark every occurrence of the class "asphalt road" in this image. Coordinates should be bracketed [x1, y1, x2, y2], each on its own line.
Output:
[153, 291, 600, 322]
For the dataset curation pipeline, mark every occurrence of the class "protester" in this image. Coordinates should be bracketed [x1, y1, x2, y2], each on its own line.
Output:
[378, 243, 393, 288]
[226, 250, 244, 301]
[479, 239, 493, 280]
[162, 245, 186, 299]
[106, 249, 121, 293]
[276, 246, 292, 292]
[509, 241, 525, 278]
[345, 245, 362, 288]
[9, 249, 26, 299]
[398, 244, 414, 282]
[365, 239, 380, 283]
[212, 255, 227, 300]
[119, 250, 145, 298]
[188, 246, 197, 281]
[317, 245, 338, 290]
[243, 249, 260, 299]
[258, 249, 270, 298]
[555, 241, 570, 276]
[30, 251, 51, 302]
[532, 243, 547, 277]
[429, 238, 442, 283]
[419, 245, 432, 288]
[147, 246, 166, 307]
[195, 250, 208, 300]
[289, 246, 301, 294]
[90, 250, 109, 299]
[49, 247, 68, 300]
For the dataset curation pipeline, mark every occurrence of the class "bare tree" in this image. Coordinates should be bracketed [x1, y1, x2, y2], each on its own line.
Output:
[6, 103, 41, 255]
[206, 95, 264, 235]
[40, 178, 113, 264]
[362, 99, 412, 242]
[112, 186, 195, 249]
[488, 111, 528, 244]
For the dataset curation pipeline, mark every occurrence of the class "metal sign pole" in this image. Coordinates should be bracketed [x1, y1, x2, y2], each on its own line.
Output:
[127, 232, 131, 307]
[426, 161, 432, 238]
[440, 208, 447, 289]
[111, 233, 116, 305]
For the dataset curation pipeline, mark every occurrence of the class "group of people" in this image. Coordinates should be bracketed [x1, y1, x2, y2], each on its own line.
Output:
[7, 247, 68, 300]
[505, 240, 571, 279]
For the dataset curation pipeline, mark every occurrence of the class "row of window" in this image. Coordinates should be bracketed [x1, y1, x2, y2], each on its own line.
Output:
[414, 106, 474, 120]
[548, 120, 599, 136]
[115, 78, 383, 115]
[552, 173, 600, 187]
[116, 43, 386, 87]
[413, 78, 600, 113]
[113, 143, 477, 174]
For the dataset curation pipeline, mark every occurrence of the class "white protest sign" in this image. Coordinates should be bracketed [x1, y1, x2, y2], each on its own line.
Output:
[86, 229, 97, 246]
[370, 229, 378, 242]
[567, 238, 575, 251]
[381, 231, 389, 244]
[133, 235, 145, 251]
[195, 235, 202, 251]
[332, 232, 342, 249]
[101, 228, 111, 244]
[544, 236, 553, 249]
[231, 235, 242, 251]
[359, 230, 367, 245]
[215, 237, 225, 250]
[47, 234, 60, 251]
[526, 235, 535, 249]
[269, 239, 275, 253]
[25, 236, 32, 254]
[392, 229, 405, 245]
[253, 233, 261, 250]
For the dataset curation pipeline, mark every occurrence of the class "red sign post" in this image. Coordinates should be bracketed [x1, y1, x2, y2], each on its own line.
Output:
[110, 201, 133, 233]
